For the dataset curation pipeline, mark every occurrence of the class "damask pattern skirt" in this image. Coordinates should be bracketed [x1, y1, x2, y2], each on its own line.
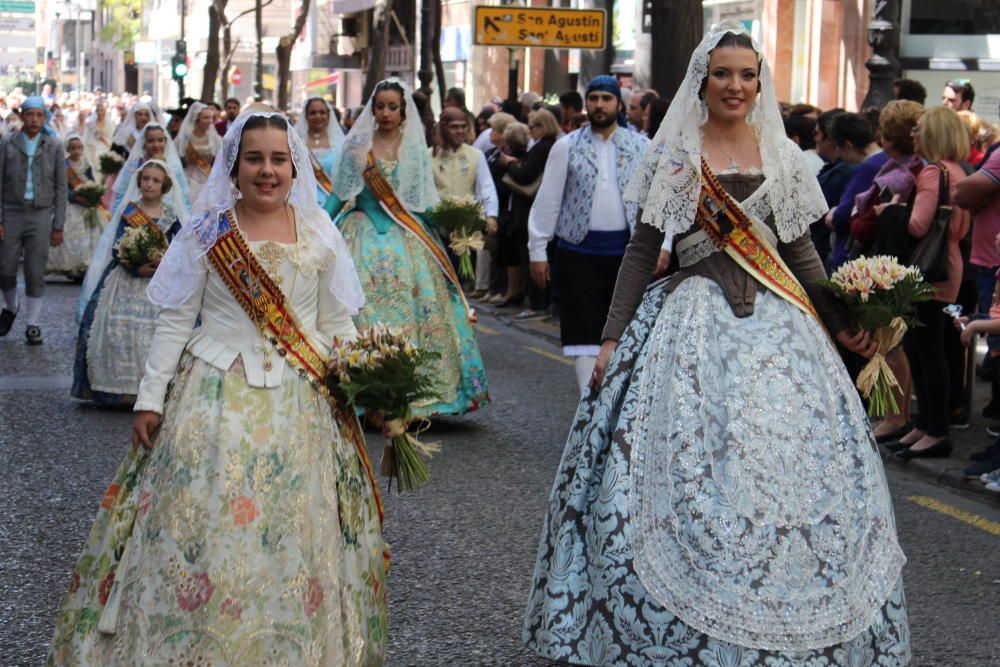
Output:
[524, 277, 911, 667]
[48, 354, 389, 666]
[338, 200, 490, 417]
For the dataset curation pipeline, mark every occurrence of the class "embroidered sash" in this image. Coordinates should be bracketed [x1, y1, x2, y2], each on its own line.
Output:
[185, 141, 213, 177]
[122, 202, 167, 243]
[67, 162, 85, 189]
[696, 159, 821, 324]
[362, 151, 476, 322]
[205, 209, 385, 527]
[310, 150, 334, 195]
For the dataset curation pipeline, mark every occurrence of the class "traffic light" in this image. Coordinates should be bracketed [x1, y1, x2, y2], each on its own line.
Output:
[171, 40, 188, 81]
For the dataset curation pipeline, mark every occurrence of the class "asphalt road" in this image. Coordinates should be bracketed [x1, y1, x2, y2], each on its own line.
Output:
[2, 280, 1000, 666]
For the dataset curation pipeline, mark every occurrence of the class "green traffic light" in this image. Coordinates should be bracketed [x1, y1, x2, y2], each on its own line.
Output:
[173, 63, 188, 78]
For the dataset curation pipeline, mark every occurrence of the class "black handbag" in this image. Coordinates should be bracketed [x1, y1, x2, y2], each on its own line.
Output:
[908, 163, 952, 283]
[866, 200, 913, 262]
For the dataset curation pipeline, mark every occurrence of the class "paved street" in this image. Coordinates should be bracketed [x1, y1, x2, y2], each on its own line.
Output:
[3, 279, 1000, 666]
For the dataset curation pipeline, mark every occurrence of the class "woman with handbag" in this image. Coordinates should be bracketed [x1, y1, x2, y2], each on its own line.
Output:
[495, 109, 559, 315]
[885, 106, 972, 458]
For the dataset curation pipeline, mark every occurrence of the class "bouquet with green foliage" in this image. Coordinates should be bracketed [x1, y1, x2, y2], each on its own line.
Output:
[430, 195, 487, 280]
[326, 325, 441, 492]
[114, 224, 168, 269]
[819, 255, 935, 415]
[73, 181, 107, 229]
[99, 151, 124, 177]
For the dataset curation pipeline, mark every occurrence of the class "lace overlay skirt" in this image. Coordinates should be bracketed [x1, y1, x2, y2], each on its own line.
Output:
[47, 354, 389, 666]
[47, 203, 105, 275]
[524, 277, 910, 666]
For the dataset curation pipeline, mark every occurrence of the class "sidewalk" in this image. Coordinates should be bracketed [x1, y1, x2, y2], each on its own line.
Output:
[475, 297, 1000, 505]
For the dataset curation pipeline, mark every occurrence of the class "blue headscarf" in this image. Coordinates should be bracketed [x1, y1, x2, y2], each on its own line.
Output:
[21, 96, 57, 136]
[586, 75, 629, 127]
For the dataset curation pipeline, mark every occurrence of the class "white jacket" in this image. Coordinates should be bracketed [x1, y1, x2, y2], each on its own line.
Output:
[134, 218, 357, 414]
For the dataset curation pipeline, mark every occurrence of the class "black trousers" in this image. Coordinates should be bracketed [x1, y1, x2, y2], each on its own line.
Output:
[555, 247, 624, 348]
[904, 300, 951, 437]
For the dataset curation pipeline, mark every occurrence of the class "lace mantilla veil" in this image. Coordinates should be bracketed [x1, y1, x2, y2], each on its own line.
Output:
[622, 21, 828, 244]
[110, 101, 164, 147]
[77, 159, 189, 321]
[147, 110, 365, 315]
[294, 98, 346, 155]
[176, 101, 223, 157]
[113, 122, 192, 215]
[330, 77, 438, 212]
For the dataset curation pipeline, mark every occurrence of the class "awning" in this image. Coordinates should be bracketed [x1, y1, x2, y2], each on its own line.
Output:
[307, 71, 341, 88]
[332, 0, 375, 14]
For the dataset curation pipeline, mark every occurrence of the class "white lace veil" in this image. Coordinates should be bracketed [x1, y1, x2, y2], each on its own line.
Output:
[110, 101, 160, 147]
[330, 77, 438, 212]
[176, 101, 223, 157]
[622, 20, 827, 243]
[63, 131, 96, 176]
[147, 110, 365, 315]
[78, 159, 188, 321]
[113, 122, 191, 215]
[294, 97, 345, 154]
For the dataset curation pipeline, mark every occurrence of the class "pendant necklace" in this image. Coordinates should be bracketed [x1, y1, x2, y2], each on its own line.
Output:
[706, 125, 750, 172]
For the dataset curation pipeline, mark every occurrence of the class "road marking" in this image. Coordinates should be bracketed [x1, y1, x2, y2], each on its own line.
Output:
[907, 495, 1000, 537]
[526, 345, 573, 366]
[477, 324, 499, 336]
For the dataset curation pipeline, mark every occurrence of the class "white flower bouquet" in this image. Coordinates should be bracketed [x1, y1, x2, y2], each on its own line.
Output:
[820, 255, 935, 415]
[98, 151, 124, 177]
[430, 195, 487, 280]
[73, 181, 107, 229]
[114, 224, 168, 269]
[326, 325, 441, 492]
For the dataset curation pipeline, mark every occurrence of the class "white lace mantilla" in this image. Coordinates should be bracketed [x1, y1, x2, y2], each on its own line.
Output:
[627, 277, 906, 651]
[622, 22, 828, 244]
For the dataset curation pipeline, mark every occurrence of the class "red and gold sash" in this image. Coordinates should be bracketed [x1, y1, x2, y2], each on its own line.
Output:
[67, 162, 85, 189]
[205, 209, 385, 528]
[185, 141, 213, 177]
[122, 202, 167, 243]
[362, 151, 476, 322]
[696, 159, 820, 324]
[310, 150, 334, 195]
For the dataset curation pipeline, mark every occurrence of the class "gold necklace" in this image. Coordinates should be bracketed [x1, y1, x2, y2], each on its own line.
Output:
[375, 129, 402, 159]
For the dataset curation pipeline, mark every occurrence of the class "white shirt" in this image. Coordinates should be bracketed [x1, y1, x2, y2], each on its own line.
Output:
[527, 129, 628, 262]
[473, 128, 494, 154]
[475, 151, 500, 218]
[134, 213, 357, 414]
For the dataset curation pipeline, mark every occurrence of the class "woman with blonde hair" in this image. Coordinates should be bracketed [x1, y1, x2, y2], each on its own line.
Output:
[883, 106, 971, 459]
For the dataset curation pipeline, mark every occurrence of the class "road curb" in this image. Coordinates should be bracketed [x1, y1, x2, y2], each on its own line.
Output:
[476, 302, 562, 347]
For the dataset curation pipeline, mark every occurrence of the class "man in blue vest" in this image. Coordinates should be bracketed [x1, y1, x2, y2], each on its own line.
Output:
[528, 75, 649, 393]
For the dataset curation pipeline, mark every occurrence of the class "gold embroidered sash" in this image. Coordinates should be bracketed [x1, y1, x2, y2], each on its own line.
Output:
[67, 162, 84, 189]
[205, 209, 385, 527]
[122, 202, 167, 243]
[185, 141, 213, 177]
[696, 159, 821, 324]
[362, 151, 476, 322]
[310, 150, 334, 195]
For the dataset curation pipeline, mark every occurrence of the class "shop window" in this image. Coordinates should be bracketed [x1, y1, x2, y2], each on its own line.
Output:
[909, 0, 1000, 35]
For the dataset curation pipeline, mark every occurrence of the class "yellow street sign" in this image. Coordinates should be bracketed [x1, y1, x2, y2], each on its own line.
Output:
[34, 63, 45, 74]
[474, 6, 606, 50]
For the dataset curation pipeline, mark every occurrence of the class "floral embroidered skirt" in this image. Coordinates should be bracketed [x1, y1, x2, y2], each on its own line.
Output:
[47, 202, 106, 276]
[48, 354, 389, 666]
[340, 207, 490, 416]
[523, 277, 911, 666]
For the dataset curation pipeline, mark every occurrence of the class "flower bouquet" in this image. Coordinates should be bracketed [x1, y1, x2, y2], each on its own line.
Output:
[326, 325, 441, 492]
[74, 181, 107, 229]
[114, 224, 168, 269]
[820, 255, 935, 415]
[430, 195, 487, 280]
[98, 151, 124, 178]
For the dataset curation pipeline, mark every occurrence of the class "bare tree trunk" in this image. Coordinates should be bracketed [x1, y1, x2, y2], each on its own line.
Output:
[221, 26, 233, 100]
[276, 0, 311, 110]
[431, 0, 445, 109]
[649, 0, 701, 97]
[201, 3, 222, 102]
[417, 0, 435, 97]
[363, 0, 396, 100]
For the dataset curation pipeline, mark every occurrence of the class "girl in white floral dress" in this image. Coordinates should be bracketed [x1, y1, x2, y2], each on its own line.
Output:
[47, 111, 388, 666]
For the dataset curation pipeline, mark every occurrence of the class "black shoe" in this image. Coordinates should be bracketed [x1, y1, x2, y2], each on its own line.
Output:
[882, 439, 914, 453]
[988, 424, 1000, 438]
[896, 439, 953, 459]
[971, 440, 1000, 462]
[983, 402, 1000, 420]
[874, 424, 910, 444]
[0, 308, 16, 336]
[949, 409, 970, 430]
[25, 325, 43, 345]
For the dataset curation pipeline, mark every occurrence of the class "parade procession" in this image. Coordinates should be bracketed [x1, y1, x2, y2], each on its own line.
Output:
[5, 1, 1000, 665]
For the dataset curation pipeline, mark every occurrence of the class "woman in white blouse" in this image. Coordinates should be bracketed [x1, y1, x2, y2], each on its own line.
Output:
[47, 110, 389, 666]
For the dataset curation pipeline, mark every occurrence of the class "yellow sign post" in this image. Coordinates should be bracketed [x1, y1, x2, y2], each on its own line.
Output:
[473, 6, 606, 50]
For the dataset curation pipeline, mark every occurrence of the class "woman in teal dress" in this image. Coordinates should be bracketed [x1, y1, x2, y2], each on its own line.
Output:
[295, 97, 345, 208]
[325, 78, 489, 416]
